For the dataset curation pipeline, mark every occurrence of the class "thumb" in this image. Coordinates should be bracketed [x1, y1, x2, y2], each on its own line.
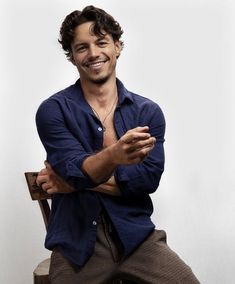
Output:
[44, 160, 52, 169]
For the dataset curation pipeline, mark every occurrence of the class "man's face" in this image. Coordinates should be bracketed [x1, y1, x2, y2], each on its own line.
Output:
[70, 21, 121, 85]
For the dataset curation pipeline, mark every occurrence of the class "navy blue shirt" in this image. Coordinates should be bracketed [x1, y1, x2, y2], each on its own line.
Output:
[36, 78, 165, 266]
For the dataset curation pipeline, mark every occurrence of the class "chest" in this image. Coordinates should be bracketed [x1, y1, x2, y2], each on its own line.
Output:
[102, 112, 118, 148]
[65, 101, 140, 151]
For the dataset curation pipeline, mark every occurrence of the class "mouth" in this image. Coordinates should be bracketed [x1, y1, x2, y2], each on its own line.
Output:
[84, 60, 107, 70]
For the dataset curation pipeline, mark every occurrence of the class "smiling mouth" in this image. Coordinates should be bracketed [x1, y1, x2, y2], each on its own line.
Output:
[85, 60, 107, 69]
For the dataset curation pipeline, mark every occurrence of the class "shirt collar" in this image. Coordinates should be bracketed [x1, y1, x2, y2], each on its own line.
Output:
[71, 78, 134, 108]
[116, 78, 134, 105]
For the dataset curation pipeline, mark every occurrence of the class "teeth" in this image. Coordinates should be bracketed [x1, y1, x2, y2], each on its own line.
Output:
[91, 62, 102, 67]
[87, 61, 104, 68]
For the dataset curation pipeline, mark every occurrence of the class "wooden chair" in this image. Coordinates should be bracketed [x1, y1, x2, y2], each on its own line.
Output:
[25, 172, 133, 284]
[25, 172, 51, 284]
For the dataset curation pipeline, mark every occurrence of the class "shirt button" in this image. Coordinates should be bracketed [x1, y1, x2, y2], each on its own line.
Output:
[92, 221, 97, 226]
[98, 127, 103, 132]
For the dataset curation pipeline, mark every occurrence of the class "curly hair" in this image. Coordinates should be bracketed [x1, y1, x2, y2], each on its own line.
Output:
[58, 5, 124, 61]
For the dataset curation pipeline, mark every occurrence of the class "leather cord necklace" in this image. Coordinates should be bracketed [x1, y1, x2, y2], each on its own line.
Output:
[91, 96, 118, 131]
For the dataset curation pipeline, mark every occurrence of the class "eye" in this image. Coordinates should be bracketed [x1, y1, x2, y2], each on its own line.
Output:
[75, 45, 87, 53]
[97, 41, 108, 47]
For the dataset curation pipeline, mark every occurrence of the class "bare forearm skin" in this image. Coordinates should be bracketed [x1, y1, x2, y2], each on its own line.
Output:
[82, 126, 155, 185]
[37, 127, 155, 196]
[82, 144, 118, 184]
[90, 176, 121, 196]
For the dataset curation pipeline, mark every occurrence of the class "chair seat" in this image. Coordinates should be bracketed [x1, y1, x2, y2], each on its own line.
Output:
[33, 258, 50, 284]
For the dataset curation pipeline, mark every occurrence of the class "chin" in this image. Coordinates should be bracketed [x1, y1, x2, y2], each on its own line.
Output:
[90, 75, 110, 85]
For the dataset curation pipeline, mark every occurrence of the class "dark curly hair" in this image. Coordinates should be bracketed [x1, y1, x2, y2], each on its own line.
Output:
[58, 5, 124, 61]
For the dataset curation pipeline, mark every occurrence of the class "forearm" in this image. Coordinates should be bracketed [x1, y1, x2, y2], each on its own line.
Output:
[90, 176, 121, 196]
[37, 126, 156, 195]
[37, 162, 121, 196]
[82, 126, 155, 185]
[82, 144, 118, 184]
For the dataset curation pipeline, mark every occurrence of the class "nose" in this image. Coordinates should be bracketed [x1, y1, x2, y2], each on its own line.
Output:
[88, 44, 99, 58]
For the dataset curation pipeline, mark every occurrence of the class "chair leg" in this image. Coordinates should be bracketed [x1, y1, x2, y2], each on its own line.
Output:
[33, 258, 50, 284]
[34, 274, 50, 284]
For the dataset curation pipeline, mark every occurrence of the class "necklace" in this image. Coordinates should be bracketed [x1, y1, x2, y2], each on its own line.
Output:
[91, 96, 118, 131]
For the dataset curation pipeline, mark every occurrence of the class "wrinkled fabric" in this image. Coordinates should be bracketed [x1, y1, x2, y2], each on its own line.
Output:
[36, 78, 165, 266]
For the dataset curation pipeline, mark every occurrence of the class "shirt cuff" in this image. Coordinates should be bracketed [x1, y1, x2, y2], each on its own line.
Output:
[53, 153, 97, 190]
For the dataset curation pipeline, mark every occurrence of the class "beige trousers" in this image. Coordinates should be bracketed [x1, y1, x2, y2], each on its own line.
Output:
[49, 215, 200, 284]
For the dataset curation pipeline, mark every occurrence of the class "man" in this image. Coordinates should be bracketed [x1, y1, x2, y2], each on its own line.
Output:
[36, 5, 200, 284]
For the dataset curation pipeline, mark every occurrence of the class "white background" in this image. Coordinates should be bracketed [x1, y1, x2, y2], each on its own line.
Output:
[1, 0, 235, 283]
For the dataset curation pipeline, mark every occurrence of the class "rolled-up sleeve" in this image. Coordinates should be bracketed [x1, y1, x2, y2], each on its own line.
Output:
[36, 99, 97, 190]
[114, 105, 165, 198]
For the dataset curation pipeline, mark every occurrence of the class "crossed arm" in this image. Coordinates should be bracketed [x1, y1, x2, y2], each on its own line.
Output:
[36, 126, 156, 196]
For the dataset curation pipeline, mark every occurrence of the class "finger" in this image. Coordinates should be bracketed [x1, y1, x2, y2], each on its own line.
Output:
[125, 138, 156, 154]
[127, 126, 149, 133]
[123, 132, 151, 144]
[36, 175, 48, 186]
[38, 168, 48, 176]
[129, 144, 155, 161]
[41, 182, 52, 191]
[128, 137, 156, 151]
[46, 188, 56, 194]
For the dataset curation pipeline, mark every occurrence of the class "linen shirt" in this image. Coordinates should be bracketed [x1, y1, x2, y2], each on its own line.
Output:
[36, 78, 165, 266]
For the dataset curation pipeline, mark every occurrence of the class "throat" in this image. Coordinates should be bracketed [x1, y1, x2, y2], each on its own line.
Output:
[90, 94, 118, 131]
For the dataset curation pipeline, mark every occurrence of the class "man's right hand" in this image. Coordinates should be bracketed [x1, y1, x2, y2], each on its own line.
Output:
[110, 126, 156, 165]
[82, 126, 156, 184]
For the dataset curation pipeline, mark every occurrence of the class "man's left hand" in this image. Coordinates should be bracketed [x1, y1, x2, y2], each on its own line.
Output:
[36, 161, 75, 194]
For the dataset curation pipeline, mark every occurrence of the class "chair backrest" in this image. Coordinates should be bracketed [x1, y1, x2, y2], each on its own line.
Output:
[25, 172, 51, 230]
[24, 172, 129, 284]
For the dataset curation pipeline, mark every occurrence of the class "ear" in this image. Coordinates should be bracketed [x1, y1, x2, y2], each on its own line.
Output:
[114, 41, 122, 58]
[69, 53, 76, 65]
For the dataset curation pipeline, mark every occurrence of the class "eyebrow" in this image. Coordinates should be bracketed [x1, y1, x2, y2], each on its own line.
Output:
[96, 35, 108, 40]
[73, 35, 110, 48]
[73, 42, 87, 48]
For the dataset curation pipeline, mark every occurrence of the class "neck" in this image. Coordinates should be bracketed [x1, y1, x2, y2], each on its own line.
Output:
[80, 76, 117, 108]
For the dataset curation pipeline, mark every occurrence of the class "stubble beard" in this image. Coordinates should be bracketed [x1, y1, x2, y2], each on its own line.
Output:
[89, 74, 111, 85]
[80, 60, 117, 86]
